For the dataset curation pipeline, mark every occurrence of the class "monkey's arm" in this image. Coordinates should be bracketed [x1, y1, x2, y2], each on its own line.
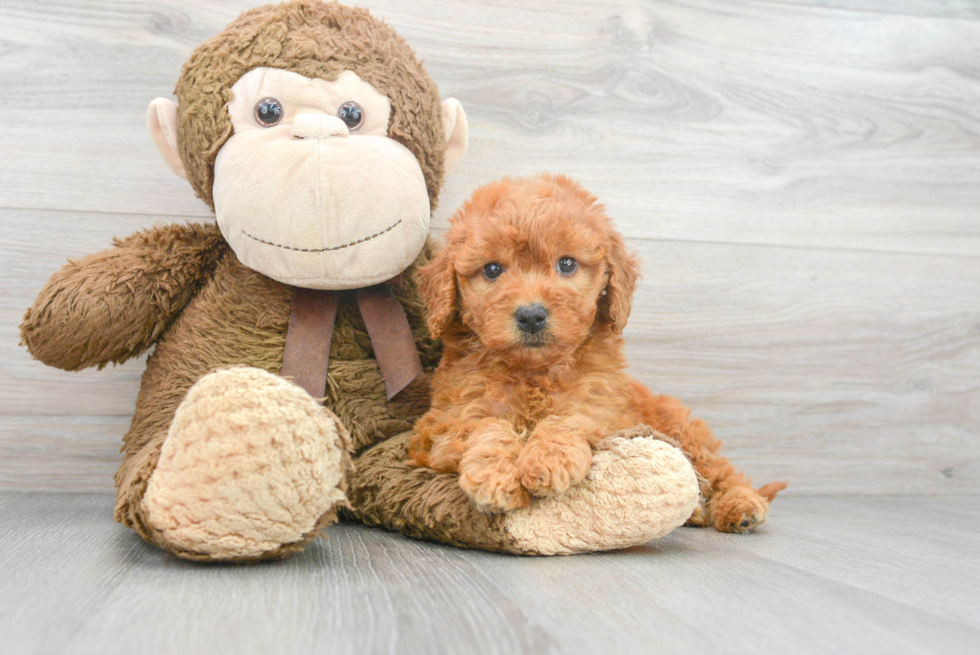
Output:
[21, 222, 226, 371]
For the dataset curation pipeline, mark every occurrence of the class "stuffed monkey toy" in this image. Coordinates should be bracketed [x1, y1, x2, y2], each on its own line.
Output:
[20, 0, 701, 562]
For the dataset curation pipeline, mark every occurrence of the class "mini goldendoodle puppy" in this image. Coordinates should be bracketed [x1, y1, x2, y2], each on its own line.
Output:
[409, 174, 786, 532]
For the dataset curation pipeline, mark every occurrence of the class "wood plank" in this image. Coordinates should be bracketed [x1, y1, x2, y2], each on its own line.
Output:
[625, 239, 980, 495]
[1, 493, 978, 654]
[0, 0, 978, 256]
[3, 210, 977, 493]
[725, 495, 980, 627]
[0, 416, 125, 492]
[763, 0, 980, 19]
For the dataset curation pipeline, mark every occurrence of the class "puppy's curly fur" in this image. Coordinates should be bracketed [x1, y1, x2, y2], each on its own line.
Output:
[410, 174, 786, 532]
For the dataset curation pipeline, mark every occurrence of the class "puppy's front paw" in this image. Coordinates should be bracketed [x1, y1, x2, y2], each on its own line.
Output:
[459, 460, 530, 513]
[517, 439, 592, 497]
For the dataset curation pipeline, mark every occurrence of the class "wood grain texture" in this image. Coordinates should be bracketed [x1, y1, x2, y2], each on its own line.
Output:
[4, 212, 978, 493]
[766, 1, 980, 19]
[2, 0, 980, 255]
[1, 0, 978, 493]
[1, 493, 978, 654]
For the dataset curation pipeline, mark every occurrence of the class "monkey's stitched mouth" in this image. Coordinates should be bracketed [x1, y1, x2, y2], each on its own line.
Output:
[242, 219, 402, 253]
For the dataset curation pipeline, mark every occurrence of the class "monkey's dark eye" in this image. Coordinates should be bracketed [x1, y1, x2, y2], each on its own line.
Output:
[483, 262, 503, 280]
[337, 101, 364, 130]
[254, 98, 283, 127]
[557, 256, 578, 275]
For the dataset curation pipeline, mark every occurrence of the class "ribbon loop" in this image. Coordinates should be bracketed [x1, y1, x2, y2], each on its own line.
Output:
[281, 285, 422, 401]
[356, 285, 424, 400]
[280, 288, 340, 400]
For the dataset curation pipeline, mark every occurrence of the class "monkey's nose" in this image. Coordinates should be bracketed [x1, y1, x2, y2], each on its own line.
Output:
[514, 304, 549, 334]
[290, 114, 349, 139]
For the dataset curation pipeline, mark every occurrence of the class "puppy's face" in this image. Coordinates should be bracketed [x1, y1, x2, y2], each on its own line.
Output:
[420, 175, 639, 368]
[454, 215, 606, 368]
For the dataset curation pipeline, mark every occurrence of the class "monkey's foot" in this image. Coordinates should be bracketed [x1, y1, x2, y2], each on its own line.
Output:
[501, 428, 701, 554]
[346, 426, 700, 555]
[142, 367, 349, 561]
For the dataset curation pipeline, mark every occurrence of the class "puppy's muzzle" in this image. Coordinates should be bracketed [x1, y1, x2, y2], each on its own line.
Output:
[514, 303, 549, 335]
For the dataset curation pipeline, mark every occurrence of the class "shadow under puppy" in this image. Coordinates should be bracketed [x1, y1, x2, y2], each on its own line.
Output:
[409, 174, 786, 532]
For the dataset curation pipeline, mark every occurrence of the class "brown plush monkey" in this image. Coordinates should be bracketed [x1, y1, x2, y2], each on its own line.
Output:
[21, 0, 701, 562]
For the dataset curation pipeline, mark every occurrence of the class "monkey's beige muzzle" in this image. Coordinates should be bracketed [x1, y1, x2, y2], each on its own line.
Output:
[213, 123, 430, 290]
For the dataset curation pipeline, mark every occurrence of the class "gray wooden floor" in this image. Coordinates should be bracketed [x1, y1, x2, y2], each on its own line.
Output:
[1, 493, 977, 655]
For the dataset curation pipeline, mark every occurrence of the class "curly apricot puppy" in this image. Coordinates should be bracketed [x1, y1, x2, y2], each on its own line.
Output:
[410, 174, 787, 532]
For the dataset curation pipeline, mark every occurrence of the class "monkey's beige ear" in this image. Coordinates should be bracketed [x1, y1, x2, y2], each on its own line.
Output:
[147, 98, 186, 179]
[441, 98, 468, 176]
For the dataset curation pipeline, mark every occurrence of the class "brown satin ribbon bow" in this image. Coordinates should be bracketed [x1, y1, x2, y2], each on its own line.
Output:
[280, 280, 422, 401]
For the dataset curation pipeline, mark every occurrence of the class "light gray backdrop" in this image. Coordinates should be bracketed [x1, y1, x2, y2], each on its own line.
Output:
[1, 0, 978, 494]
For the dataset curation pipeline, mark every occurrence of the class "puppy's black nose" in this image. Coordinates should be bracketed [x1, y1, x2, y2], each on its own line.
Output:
[514, 304, 549, 334]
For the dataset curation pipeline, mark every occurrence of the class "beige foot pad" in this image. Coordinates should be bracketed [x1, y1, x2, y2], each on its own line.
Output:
[502, 429, 701, 555]
[143, 367, 348, 561]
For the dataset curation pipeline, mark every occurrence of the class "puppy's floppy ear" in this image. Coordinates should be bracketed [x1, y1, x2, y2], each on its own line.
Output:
[418, 243, 458, 339]
[597, 230, 641, 333]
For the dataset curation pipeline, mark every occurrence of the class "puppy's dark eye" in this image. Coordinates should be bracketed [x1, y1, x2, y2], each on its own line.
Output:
[337, 101, 364, 130]
[557, 256, 578, 275]
[254, 98, 284, 127]
[483, 262, 503, 280]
